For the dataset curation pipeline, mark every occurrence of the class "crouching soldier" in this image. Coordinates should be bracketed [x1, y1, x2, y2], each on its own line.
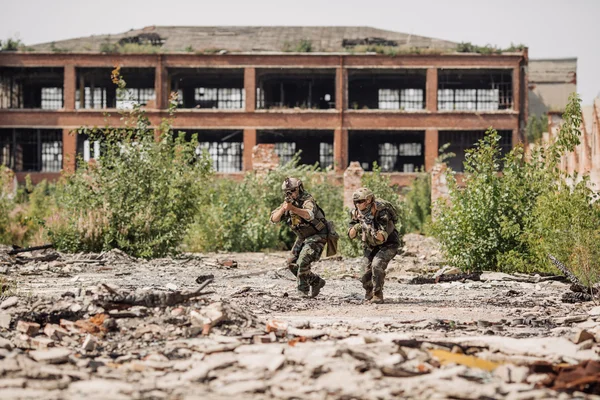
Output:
[270, 178, 327, 298]
[348, 187, 400, 304]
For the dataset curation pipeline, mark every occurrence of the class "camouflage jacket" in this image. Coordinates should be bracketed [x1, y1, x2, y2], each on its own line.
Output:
[348, 200, 400, 248]
[272, 193, 327, 239]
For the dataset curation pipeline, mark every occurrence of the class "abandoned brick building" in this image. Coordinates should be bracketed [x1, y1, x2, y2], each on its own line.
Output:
[0, 26, 564, 184]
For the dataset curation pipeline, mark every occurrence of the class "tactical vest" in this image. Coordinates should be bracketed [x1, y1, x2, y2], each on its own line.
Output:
[286, 195, 327, 239]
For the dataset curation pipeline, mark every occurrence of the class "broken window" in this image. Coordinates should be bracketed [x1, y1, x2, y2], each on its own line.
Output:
[76, 67, 155, 109]
[256, 69, 335, 110]
[117, 88, 156, 109]
[0, 129, 62, 172]
[349, 69, 426, 110]
[258, 130, 334, 169]
[439, 130, 512, 172]
[178, 130, 243, 172]
[438, 69, 512, 111]
[194, 88, 244, 109]
[0, 67, 64, 109]
[170, 68, 244, 109]
[349, 131, 424, 172]
[76, 133, 102, 163]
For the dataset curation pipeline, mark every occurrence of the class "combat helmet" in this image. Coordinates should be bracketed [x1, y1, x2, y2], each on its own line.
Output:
[281, 177, 304, 193]
[352, 187, 374, 203]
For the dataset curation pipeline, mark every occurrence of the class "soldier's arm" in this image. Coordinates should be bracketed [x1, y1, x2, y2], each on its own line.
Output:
[270, 203, 287, 223]
[286, 199, 313, 221]
[371, 211, 392, 245]
[347, 209, 362, 239]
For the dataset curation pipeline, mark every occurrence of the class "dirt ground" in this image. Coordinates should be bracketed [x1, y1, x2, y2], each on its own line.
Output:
[1, 234, 599, 399]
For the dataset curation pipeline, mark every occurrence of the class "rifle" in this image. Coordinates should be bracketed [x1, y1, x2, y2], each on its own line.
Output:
[284, 191, 293, 204]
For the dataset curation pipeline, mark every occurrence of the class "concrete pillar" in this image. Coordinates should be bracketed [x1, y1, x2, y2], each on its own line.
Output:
[512, 66, 520, 114]
[334, 128, 348, 172]
[63, 65, 76, 111]
[431, 163, 449, 219]
[243, 128, 257, 171]
[244, 67, 256, 112]
[62, 128, 77, 172]
[154, 57, 168, 109]
[426, 68, 438, 112]
[335, 67, 347, 110]
[425, 128, 439, 171]
[343, 161, 364, 210]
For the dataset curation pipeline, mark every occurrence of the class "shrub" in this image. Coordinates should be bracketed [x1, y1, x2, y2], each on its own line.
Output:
[403, 171, 431, 234]
[431, 93, 584, 273]
[47, 68, 212, 258]
[184, 157, 344, 253]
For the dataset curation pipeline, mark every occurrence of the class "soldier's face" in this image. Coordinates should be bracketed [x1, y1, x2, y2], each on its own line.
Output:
[355, 199, 369, 211]
[286, 187, 299, 200]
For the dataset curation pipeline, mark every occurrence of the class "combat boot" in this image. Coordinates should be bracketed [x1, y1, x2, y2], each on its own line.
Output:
[371, 291, 384, 304]
[310, 278, 326, 298]
[364, 290, 373, 301]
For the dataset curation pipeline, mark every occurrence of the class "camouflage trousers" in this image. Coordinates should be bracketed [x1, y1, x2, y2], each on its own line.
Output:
[287, 235, 326, 294]
[359, 242, 399, 296]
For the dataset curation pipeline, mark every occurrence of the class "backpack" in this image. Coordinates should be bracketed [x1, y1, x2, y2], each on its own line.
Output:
[312, 201, 339, 257]
[375, 199, 399, 224]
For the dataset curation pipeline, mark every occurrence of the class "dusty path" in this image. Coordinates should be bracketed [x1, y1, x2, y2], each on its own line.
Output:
[1, 235, 599, 399]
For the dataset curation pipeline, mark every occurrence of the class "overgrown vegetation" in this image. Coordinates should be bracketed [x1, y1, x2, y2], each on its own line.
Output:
[526, 113, 549, 144]
[403, 172, 431, 234]
[46, 68, 212, 258]
[100, 42, 161, 54]
[432, 94, 594, 279]
[282, 39, 313, 52]
[0, 37, 23, 51]
[455, 42, 526, 55]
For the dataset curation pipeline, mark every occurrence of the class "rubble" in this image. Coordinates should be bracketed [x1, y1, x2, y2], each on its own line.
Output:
[1, 235, 600, 398]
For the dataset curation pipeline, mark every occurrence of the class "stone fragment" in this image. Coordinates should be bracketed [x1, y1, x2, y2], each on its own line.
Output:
[29, 347, 71, 364]
[43, 324, 69, 340]
[0, 296, 17, 309]
[30, 336, 54, 349]
[16, 320, 40, 336]
[572, 329, 595, 344]
[0, 313, 10, 329]
[81, 334, 97, 352]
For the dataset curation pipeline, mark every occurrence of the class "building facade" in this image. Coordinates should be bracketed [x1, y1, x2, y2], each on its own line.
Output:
[0, 26, 528, 184]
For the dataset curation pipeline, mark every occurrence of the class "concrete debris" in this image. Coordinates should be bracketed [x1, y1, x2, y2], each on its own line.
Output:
[1, 234, 600, 398]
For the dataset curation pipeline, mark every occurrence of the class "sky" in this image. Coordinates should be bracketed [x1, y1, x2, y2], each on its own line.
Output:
[1, 0, 599, 104]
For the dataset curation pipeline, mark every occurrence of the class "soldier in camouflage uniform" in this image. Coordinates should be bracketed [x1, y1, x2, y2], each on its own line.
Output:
[270, 178, 327, 298]
[348, 187, 400, 304]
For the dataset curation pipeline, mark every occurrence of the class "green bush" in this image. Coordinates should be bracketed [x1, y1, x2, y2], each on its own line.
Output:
[184, 157, 344, 253]
[47, 69, 212, 258]
[526, 114, 548, 144]
[403, 172, 431, 234]
[431, 94, 585, 273]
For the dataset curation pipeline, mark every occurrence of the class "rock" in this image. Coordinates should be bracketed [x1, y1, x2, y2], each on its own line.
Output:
[81, 334, 97, 352]
[266, 319, 288, 336]
[171, 308, 184, 317]
[16, 320, 40, 336]
[70, 303, 82, 312]
[190, 303, 225, 335]
[0, 313, 10, 329]
[180, 353, 237, 381]
[29, 347, 71, 364]
[588, 306, 600, 316]
[0, 378, 26, 388]
[493, 364, 530, 383]
[576, 339, 594, 350]
[30, 336, 55, 349]
[237, 353, 285, 372]
[0, 296, 17, 309]
[572, 329, 595, 344]
[166, 283, 178, 291]
[59, 319, 79, 334]
[43, 324, 69, 340]
[0, 337, 12, 350]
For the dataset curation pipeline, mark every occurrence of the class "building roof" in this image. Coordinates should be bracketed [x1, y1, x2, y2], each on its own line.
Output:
[528, 58, 577, 84]
[28, 26, 459, 53]
[528, 58, 578, 115]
